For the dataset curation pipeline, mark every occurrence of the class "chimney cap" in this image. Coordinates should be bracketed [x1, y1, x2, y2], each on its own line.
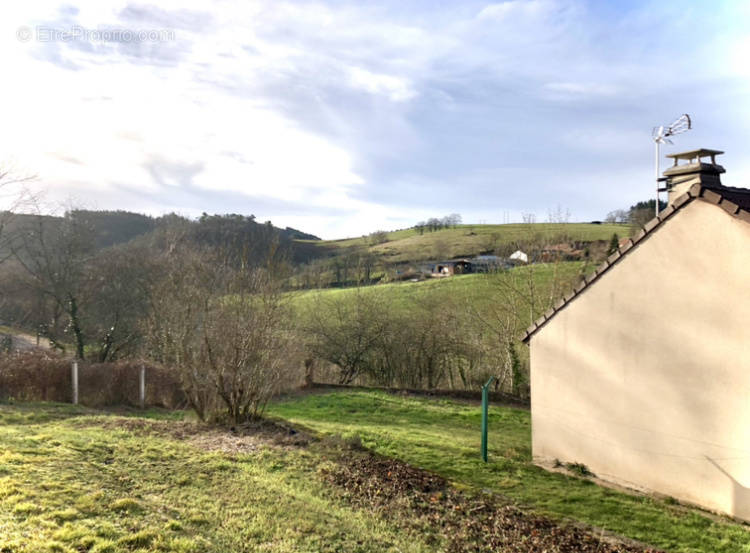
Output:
[665, 148, 724, 162]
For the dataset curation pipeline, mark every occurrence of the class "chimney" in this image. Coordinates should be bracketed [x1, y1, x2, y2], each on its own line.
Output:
[662, 149, 725, 206]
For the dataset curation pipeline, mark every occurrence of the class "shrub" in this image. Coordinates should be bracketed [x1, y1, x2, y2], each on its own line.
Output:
[0, 351, 183, 408]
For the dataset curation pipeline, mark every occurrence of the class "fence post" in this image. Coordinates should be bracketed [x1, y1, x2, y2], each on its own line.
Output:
[139, 364, 146, 409]
[480, 376, 496, 462]
[71, 361, 79, 405]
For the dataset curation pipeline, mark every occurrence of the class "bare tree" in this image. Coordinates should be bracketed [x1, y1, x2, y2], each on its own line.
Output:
[145, 248, 295, 422]
[368, 230, 389, 245]
[301, 288, 389, 384]
[521, 212, 537, 225]
[0, 164, 35, 266]
[474, 259, 582, 397]
[547, 205, 571, 224]
[13, 207, 96, 358]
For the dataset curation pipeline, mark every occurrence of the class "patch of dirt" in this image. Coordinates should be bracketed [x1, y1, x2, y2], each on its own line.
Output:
[75, 417, 312, 454]
[323, 454, 664, 553]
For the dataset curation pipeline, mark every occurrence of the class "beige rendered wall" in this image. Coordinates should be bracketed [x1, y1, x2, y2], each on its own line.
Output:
[530, 200, 750, 520]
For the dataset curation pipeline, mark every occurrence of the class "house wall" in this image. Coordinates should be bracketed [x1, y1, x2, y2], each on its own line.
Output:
[530, 200, 750, 520]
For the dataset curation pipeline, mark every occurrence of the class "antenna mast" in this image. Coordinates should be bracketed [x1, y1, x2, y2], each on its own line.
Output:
[652, 114, 691, 217]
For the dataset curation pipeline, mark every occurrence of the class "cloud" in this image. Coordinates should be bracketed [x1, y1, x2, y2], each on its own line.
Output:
[348, 67, 417, 102]
[1, 0, 748, 238]
[543, 82, 618, 98]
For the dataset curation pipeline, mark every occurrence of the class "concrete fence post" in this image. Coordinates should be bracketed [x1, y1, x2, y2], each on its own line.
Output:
[139, 364, 146, 409]
[71, 361, 79, 405]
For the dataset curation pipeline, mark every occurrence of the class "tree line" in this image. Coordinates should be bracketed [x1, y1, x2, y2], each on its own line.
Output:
[414, 213, 462, 234]
[0, 189, 588, 424]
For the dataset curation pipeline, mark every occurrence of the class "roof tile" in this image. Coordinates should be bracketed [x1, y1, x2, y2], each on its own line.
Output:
[672, 193, 692, 208]
[660, 204, 676, 219]
[619, 239, 633, 253]
[720, 199, 739, 215]
[643, 218, 660, 233]
[701, 188, 722, 204]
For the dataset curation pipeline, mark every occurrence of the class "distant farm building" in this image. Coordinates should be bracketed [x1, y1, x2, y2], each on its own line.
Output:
[427, 255, 509, 277]
[524, 149, 750, 521]
[472, 255, 506, 272]
[509, 250, 528, 264]
[432, 259, 473, 277]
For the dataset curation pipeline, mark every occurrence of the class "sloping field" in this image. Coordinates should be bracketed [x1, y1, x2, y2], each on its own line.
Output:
[270, 390, 750, 553]
[298, 223, 630, 263]
[1, 400, 670, 553]
[287, 262, 589, 321]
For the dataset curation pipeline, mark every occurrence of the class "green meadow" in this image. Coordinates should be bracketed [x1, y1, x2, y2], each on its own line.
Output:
[2, 393, 749, 552]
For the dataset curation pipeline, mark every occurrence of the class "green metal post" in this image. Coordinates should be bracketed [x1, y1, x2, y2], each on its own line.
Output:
[481, 376, 495, 462]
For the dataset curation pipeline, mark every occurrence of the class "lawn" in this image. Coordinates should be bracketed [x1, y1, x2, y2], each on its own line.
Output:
[0, 402, 434, 553]
[269, 390, 750, 553]
[3, 392, 748, 553]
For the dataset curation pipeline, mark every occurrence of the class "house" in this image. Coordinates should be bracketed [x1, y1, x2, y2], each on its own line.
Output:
[509, 250, 528, 264]
[522, 149, 750, 521]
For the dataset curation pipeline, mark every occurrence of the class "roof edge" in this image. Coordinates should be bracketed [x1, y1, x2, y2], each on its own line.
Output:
[521, 184, 750, 343]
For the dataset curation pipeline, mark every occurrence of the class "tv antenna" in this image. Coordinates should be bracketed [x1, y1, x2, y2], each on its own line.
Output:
[652, 114, 691, 217]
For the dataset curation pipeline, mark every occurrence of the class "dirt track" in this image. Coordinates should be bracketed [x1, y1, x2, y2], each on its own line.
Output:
[2, 330, 53, 352]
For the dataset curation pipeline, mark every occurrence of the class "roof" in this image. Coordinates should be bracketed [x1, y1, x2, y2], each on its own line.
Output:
[521, 183, 750, 343]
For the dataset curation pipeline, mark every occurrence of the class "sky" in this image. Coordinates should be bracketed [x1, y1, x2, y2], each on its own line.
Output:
[1, 1, 749, 239]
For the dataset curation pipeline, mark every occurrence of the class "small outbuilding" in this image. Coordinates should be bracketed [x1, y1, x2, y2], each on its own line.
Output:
[523, 149, 750, 520]
[509, 250, 528, 264]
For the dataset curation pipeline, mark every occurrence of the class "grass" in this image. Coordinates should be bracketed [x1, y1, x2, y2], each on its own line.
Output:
[287, 261, 590, 318]
[269, 390, 750, 553]
[299, 223, 630, 263]
[5, 392, 747, 552]
[0, 401, 439, 553]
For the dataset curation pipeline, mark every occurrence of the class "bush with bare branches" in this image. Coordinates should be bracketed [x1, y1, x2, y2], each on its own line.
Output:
[144, 249, 298, 423]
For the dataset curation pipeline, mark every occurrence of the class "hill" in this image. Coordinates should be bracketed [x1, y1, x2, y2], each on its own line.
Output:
[290, 222, 630, 288]
[0, 210, 325, 266]
[303, 223, 629, 261]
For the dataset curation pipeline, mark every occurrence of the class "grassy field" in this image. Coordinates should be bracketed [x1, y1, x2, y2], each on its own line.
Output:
[287, 262, 591, 331]
[3, 392, 747, 552]
[299, 223, 630, 263]
[269, 390, 750, 553]
[0, 403, 437, 553]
